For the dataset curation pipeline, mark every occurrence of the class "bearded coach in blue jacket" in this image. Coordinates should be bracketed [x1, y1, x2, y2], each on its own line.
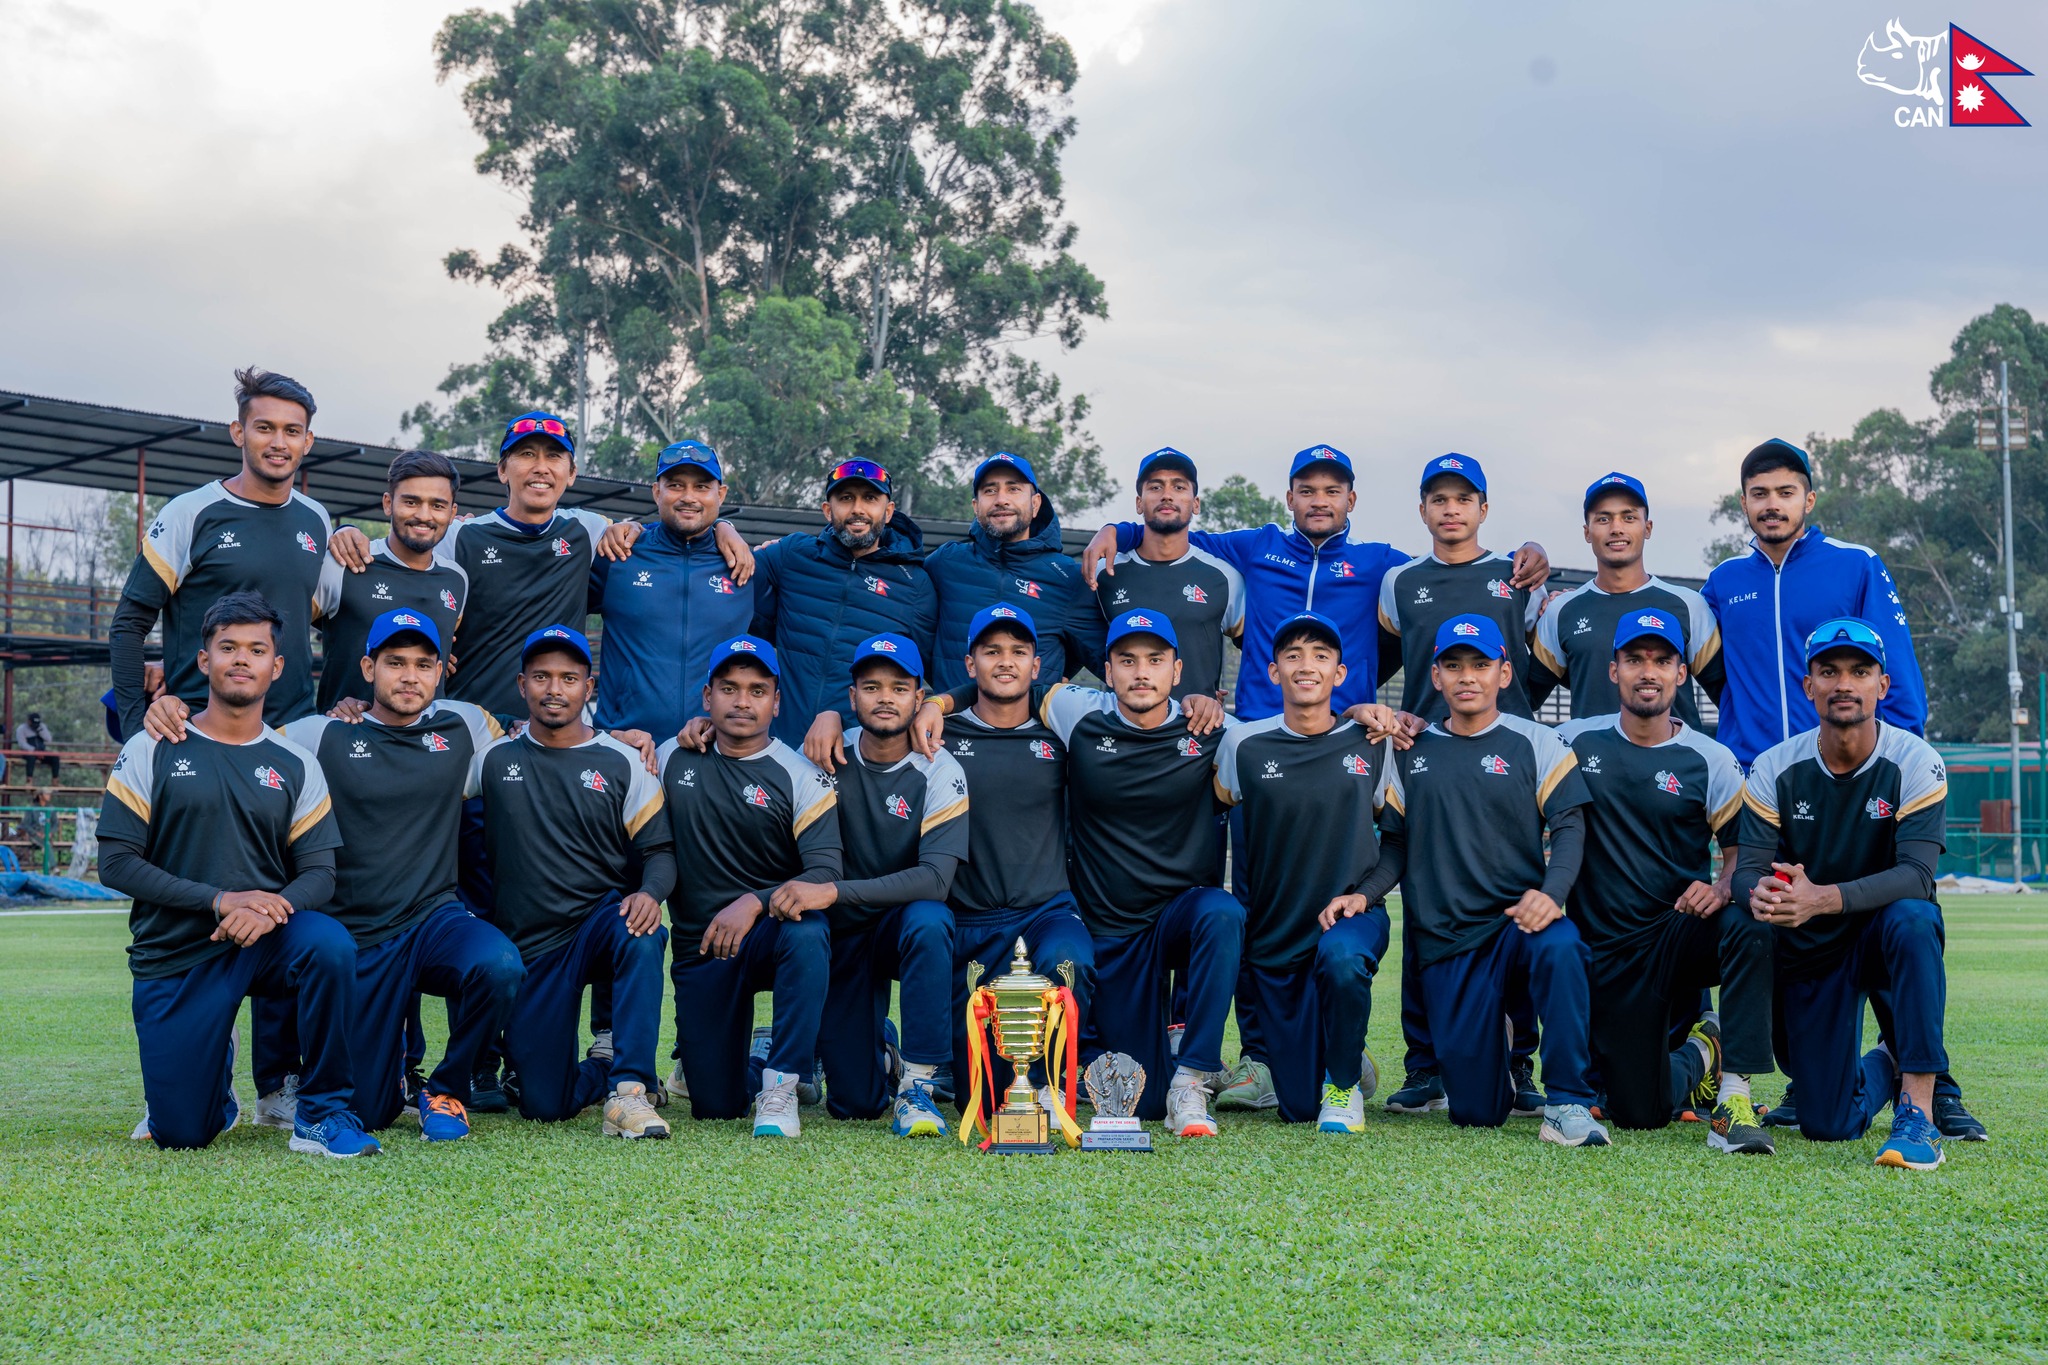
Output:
[925, 453, 1104, 691]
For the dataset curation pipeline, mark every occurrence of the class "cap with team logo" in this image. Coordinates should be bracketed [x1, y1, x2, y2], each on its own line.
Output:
[500, 410, 575, 457]
[365, 609, 442, 656]
[851, 632, 924, 680]
[1612, 610, 1684, 656]
[1432, 613, 1507, 660]
[656, 440, 723, 482]
[1421, 453, 1486, 496]
[706, 633, 781, 685]
[1804, 617, 1887, 670]
[1273, 609, 1344, 659]
[1136, 446, 1199, 491]
[968, 601, 1039, 647]
[824, 458, 893, 499]
[1583, 471, 1648, 513]
[1106, 609, 1180, 652]
[1288, 444, 1354, 483]
[521, 624, 592, 668]
[972, 452, 1038, 491]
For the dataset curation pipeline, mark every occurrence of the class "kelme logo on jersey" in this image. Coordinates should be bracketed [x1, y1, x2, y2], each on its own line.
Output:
[1793, 799, 1813, 821]
[863, 575, 891, 597]
[1654, 770, 1683, 796]
[503, 763, 522, 782]
[1028, 739, 1056, 760]
[350, 739, 371, 759]
[885, 794, 911, 820]
[297, 531, 319, 554]
[677, 768, 696, 786]
[580, 769, 608, 793]
[633, 570, 653, 588]
[1111, 588, 1130, 605]
[1014, 579, 1042, 599]
[1262, 760, 1283, 779]
[551, 538, 573, 557]
[440, 589, 459, 611]
[1582, 754, 1602, 773]
[372, 582, 393, 601]
[1413, 585, 1432, 604]
[1409, 755, 1428, 773]
[1182, 583, 1208, 604]
[743, 783, 771, 807]
[953, 738, 974, 756]
[1486, 578, 1512, 599]
[1573, 616, 1592, 635]
[1343, 754, 1371, 776]
[708, 574, 736, 595]
[218, 531, 241, 550]
[254, 765, 284, 790]
[483, 547, 501, 565]
[172, 758, 194, 777]
[423, 732, 450, 753]
[1177, 736, 1202, 757]
[1479, 754, 1510, 776]
[1096, 736, 1118, 752]
[1866, 796, 1896, 819]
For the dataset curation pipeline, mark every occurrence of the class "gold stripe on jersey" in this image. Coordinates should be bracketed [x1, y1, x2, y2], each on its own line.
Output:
[142, 537, 179, 591]
[920, 795, 968, 836]
[1383, 783, 1406, 817]
[1531, 633, 1565, 676]
[1897, 781, 1948, 820]
[1741, 786, 1780, 826]
[793, 789, 837, 837]
[1377, 603, 1399, 634]
[1212, 773, 1238, 807]
[624, 792, 664, 838]
[1536, 753, 1577, 810]
[1691, 623, 1723, 669]
[1036, 682, 1073, 729]
[1706, 789, 1743, 832]
[289, 793, 333, 844]
[106, 775, 149, 824]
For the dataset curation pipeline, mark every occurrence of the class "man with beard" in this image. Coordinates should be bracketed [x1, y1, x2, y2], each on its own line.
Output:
[1555, 613, 1772, 1154]
[1533, 473, 1722, 725]
[1703, 439, 1978, 1142]
[926, 453, 1103, 692]
[751, 459, 938, 754]
[767, 634, 967, 1138]
[1093, 449, 1244, 702]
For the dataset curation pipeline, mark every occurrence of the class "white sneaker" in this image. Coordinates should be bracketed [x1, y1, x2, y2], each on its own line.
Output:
[1540, 1102, 1612, 1148]
[602, 1082, 670, 1139]
[1165, 1074, 1219, 1138]
[654, 1059, 689, 1109]
[253, 1073, 300, 1130]
[754, 1068, 802, 1138]
[1317, 1078, 1366, 1134]
[586, 1029, 615, 1063]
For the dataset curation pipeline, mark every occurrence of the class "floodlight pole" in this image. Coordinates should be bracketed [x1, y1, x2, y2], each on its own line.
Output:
[2000, 361, 2027, 889]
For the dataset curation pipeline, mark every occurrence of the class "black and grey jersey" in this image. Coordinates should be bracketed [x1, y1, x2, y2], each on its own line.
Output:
[1739, 723, 1947, 977]
[1214, 717, 1392, 971]
[101, 727, 342, 979]
[1554, 714, 1744, 950]
[943, 706, 1071, 918]
[1043, 684, 1229, 937]
[312, 539, 470, 712]
[655, 737, 841, 938]
[283, 701, 501, 947]
[477, 730, 668, 961]
[1095, 547, 1246, 699]
[1377, 551, 1546, 721]
[833, 729, 970, 930]
[120, 481, 333, 725]
[437, 507, 610, 715]
[1533, 578, 1723, 724]
[1381, 714, 1588, 967]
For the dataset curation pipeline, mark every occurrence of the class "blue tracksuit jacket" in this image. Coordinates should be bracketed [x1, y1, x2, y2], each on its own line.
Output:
[925, 501, 1103, 690]
[588, 521, 755, 736]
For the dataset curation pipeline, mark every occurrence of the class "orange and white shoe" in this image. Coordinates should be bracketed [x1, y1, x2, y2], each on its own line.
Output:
[1164, 1073, 1219, 1138]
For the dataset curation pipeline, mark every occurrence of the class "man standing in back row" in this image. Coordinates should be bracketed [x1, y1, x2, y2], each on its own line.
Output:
[1094, 448, 1245, 702]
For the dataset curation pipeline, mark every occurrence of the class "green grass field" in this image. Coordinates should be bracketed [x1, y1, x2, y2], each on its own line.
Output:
[2, 898, 2044, 1364]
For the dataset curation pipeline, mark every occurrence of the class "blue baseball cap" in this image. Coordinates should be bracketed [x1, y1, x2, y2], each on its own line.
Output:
[1432, 614, 1507, 661]
[968, 602, 1039, 647]
[1136, 447, 1199, 491]
[825, 458, 894, 499]
[500, 411, 575, 458]
[1288, 444, 1354, 483]
[1273, 609, 1344, 659]
[1584, 471, 1648, 514]
[1804, 617, 1886, 670]
[706, 634, 780, 685]
[1613, 610, 1685, 656]
[972, 452, 1038, 491]
[1106, 609, 1179, 652]
[1744, 437, 1814, 483]
[521, 624, 592, 669]
[365, 609, 442, 656]
[1421, 453, 1485, 495]
[656, 440, 723, 482]
[851, 632, 924, 679]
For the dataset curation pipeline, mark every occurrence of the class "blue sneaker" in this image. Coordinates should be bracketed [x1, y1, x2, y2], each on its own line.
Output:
[289, 1112, 383, 1159]
[417, 1091, 471, 1142]
[928, 1063, 956, 1108]
[1875, 1100, 1944, 1171]
[892, 1078, 950, 1138]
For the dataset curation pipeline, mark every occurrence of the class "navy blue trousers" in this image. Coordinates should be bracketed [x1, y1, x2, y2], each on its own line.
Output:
[951, 894, 1097, 1108]
[351, 903, 525, 1130]
[1419, 919, 1595, 1127]
[1779, 898, 1947, 1142]
[1402, 916, 1538, 1075]
[670, 913, 830, 1120]
[1084, 887, 1245, 1120]
[1238, 908, 1390, 1123]
[817, 901, 953, 1121]
[132, 909, 357, 1150]
[502, 895, 667, 1122]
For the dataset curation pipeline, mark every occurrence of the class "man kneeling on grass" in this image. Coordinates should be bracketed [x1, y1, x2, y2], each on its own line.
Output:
[104, 592, 367, 1157]
[1736, 618, 1954, 1171]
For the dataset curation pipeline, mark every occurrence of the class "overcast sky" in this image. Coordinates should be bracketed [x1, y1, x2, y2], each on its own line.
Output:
[4, 0, 2042, 570]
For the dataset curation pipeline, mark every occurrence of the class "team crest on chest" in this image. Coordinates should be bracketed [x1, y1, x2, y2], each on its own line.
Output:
[709, 574, 736, 595]
[1177, 736, 1202, 757]
[423, 732, 450, 753]
[863, 575, 891, 597]
[885, 794, 911, 820]
[551, 537, 573, 557]
[1343, 754, 1371, 776]
[440, 589, 459, 611]
[1015, 579, 1042, 599]
[743, 783, 771, 808]
[254, 765, 285, 790]
[1486, 578, 1512, 599]
[1654, 770, 1682, 795]
[1328, 561, 1355, 579]
[296, 531, 319, 554]
[1029, 739, 1056, 760]
[580, 768, 608, 793]
[1865, 796, 1895, 819]
[1479, 754, 1510, 776]
[1182, 583, 1208, 604]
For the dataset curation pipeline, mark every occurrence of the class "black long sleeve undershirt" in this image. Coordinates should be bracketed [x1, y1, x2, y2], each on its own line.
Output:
[836, 852, 961, 910]
[1538, 807, 1586, 906]
[749, 843, 845, 912]
[637, 848, 678, 903]
[98, 838, 337, 918]
[109, 595, 161, 742]
[1354, 828, 1406, 906]
[1732, 839, 1939, 917]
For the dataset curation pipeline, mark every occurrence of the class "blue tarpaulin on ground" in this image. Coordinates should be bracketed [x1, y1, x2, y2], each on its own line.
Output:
[0, 873, 123, 904]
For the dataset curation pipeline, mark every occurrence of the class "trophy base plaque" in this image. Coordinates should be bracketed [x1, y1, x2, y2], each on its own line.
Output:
[987, 1108, 1057, 1155]
[1081, 1114, 1153, 1153]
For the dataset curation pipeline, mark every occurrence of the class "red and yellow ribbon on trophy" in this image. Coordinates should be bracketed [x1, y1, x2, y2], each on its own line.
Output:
[960, 939, 1084, 1152]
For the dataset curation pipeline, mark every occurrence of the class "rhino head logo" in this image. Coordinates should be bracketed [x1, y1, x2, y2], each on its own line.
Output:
[1857, 20, 1946, 102]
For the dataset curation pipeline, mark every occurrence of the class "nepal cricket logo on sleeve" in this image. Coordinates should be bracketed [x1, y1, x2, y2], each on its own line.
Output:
[1343, 754, 1371, 776]
[580, 768, 608, 793]
[743, 783, 771, 808]
[885, 794, 912, 820]
[1654, 770, 1683, 796]
[1479, 754, 1510, 776]
[1028, 739, 1056, 761]
[254, 765, 285, 790]
[423, 732, 451, 753]
[296, 531, 320, 554]
[1866, 795, 1896, 819]
[1182, 583, 1208, 604]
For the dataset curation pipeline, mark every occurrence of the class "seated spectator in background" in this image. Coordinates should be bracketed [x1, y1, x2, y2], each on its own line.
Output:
[17, 711, 58, 782]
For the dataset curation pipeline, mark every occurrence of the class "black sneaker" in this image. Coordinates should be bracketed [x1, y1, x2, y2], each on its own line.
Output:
[1509, 1058, 1542, 1118]
[402, 1065, 427, 1108]
[1933, 1093, 1989, 1142]
[469, 1069, 510, 1114]
[500, 1068, 521, 1105]
[928, 1063, 957, 1107]
[1759, 1080, 1799, 1129]
[1385, 1068, 1448, 1113]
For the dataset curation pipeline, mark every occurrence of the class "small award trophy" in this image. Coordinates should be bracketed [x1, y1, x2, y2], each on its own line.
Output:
[962, 940, 1079, 1154]
[1081, 1052, 1154, 1152]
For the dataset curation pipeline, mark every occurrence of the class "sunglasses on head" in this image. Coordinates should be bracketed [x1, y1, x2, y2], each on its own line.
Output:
[829, 460, 889, 485]
[507, 417, 569, 438]
[1806, 619, 1884, 656]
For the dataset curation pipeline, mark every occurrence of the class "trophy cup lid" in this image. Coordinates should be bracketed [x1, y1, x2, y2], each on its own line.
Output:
[989, 937, 1053, 994]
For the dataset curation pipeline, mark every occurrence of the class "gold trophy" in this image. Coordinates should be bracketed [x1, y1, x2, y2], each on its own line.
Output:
[962, 939, 1080, 1154]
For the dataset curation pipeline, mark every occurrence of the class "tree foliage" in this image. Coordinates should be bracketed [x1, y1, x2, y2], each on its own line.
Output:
[1201, 474, 1286, 532]
[1708, 304, 2048, 741]
[406, 0, 1112, 516]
